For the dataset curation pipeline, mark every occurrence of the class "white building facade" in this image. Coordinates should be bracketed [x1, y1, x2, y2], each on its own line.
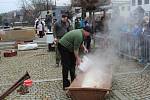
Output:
[131, 0, 150, 16]
[112, 0, 131, 18]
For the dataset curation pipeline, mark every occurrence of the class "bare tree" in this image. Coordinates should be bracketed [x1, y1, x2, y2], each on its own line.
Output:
[20, 0, 53, 24]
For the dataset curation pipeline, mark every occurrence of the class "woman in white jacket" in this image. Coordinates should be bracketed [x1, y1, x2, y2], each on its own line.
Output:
[37, 21, 44, 38]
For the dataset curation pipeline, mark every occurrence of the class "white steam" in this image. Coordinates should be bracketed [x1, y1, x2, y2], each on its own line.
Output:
[78, 5, 146, 88]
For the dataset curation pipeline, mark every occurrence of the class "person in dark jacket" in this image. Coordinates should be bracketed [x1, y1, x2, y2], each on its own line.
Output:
[45, 11, 52, 32]
[53, 14, 72, 67]
[75, 18, 80, 29]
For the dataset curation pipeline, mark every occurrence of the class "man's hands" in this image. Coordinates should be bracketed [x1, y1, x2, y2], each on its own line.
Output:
[76, 56, 82, 66]
[82, 44, 88, 53]
[84, 47, 88, 53]
[54, 38, 58, 44]
[74, 49, 82, 66]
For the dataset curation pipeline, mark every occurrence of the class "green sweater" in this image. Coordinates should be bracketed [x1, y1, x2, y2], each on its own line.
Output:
[59, 29, 83, 52]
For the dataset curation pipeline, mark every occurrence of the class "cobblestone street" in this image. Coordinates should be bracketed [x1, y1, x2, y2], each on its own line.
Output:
[0, 49, 69, 100]
[0, 33, 149, 100]
[106, 59, 150, 100]
[1, 0, 150, 99]
[112, 72, 150, 100]
[0, 49, 59, 85]
[1, 48, 150, 100]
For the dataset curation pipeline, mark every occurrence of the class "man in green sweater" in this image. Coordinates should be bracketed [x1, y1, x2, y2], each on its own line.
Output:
[58, 26, 90, 90]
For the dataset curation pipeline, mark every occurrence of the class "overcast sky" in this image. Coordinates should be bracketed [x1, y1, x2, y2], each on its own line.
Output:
[0, 0, 71, 13]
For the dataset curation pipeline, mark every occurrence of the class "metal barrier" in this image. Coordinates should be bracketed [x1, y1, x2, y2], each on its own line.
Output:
[117, 32, 150, 77]
[0, 51, 1, 61]
[95, 32, 150, 75]
[95, 34, 111, 49]
[118, 33, 140, 60]
[96, 32, 150, 64]
[141, 34, 150, 63]
[118, 33, 150, 64]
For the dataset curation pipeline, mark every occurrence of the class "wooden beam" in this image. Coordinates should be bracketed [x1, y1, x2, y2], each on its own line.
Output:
[0, 72, 30, 100]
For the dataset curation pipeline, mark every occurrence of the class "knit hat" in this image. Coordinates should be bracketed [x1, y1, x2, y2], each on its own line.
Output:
[83, 26, 91, 33]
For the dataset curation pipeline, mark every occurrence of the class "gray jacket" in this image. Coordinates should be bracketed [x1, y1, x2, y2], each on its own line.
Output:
[53, 20, 71, 38]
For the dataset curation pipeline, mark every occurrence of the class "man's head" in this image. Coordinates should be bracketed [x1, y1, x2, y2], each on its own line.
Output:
[83, 26, 91, 37]
[61, 14, 68, 22]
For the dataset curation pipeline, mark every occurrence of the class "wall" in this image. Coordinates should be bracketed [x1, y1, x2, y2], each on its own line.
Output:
[130, 0, 150, 15]
[112, 0, 130, 18]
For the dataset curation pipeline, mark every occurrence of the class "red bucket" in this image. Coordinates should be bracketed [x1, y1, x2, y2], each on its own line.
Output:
[23, 79, 32, 87]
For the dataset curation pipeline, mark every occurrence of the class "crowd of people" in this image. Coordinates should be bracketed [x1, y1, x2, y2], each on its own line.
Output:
[34, 11, 53, 38]
[119, 16, 150, 64]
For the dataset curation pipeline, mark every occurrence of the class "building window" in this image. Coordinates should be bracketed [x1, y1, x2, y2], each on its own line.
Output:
[138, 0, 142, 5]
[145, 0, 149, 4]
[132, 0, 136, 6]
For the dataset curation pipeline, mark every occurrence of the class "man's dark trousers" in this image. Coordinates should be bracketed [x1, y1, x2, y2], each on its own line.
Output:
[58, 43, 76, 89]
[84, 36, 91, 50]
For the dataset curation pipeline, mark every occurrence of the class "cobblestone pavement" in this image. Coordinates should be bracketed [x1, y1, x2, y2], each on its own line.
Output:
[111, 70, 150, 100]
[0, 49, 69, 100]
[105, 59, 150, 100]
[0, 49, 59, 85]
[0, 48, 149, 100]
[1, 80, 71, 100]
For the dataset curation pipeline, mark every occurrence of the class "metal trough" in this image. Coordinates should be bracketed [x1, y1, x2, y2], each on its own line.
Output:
[68, 68, 112, 100]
